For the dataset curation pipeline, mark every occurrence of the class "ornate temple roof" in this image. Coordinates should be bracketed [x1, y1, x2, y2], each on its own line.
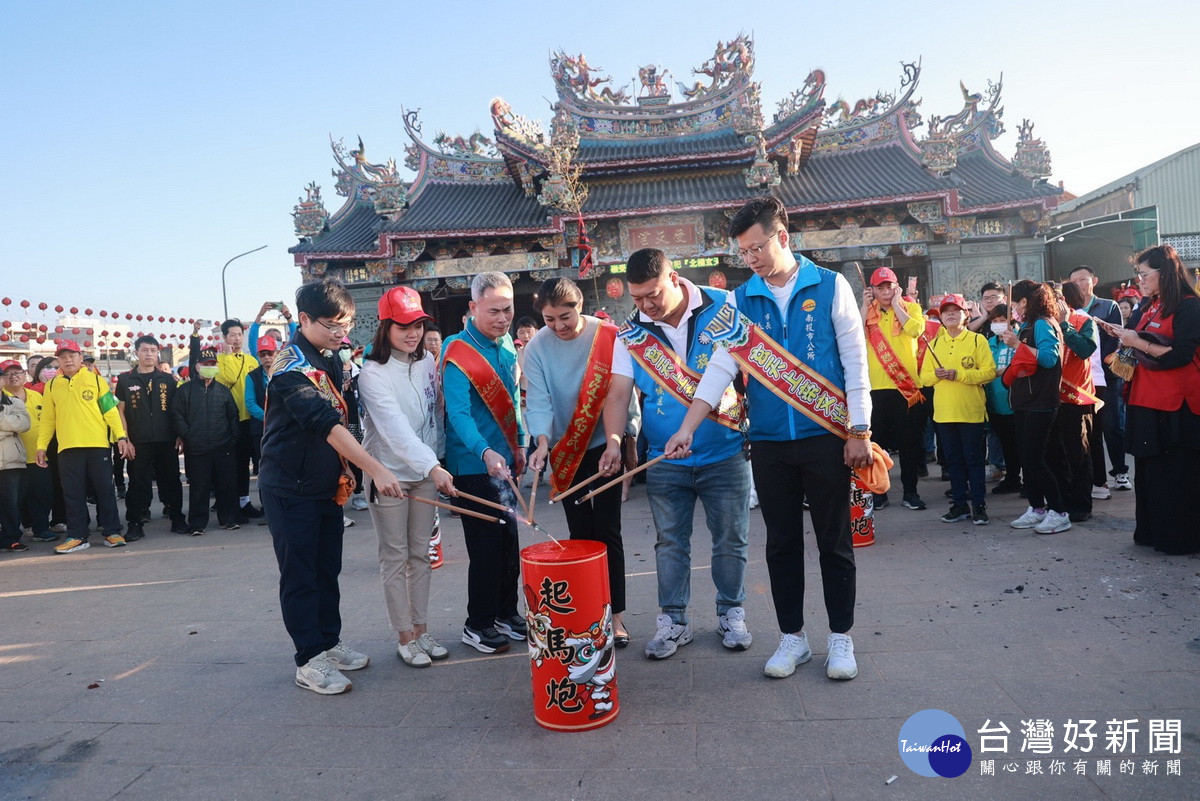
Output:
[290, 38, 1058, 257]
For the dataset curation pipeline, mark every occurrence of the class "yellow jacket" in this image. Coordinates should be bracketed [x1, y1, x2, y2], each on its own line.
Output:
[919, 328, 997, 423]
[865, 300, 925, 391]
[4, 388, 43, 463]
[36, 369, 126, 452]
[217, 351, 258, 422]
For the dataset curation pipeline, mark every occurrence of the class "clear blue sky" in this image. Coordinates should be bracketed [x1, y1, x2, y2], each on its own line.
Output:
[3, 0, 1196, 333]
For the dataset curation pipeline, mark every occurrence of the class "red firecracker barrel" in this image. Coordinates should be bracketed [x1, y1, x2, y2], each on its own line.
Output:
[850, 476, 875, 547]
[520, 539, 619, 731]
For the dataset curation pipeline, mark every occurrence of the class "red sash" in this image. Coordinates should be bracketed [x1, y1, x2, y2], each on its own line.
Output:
[443, 338, 521, 459]
[916, 319, 942, 372]
[620, 322, 743, 431]
[866, 306, 924, 407]
[706, 304, 849, 438]
[1059, 311, 1103, 409]
[548, 323, 616, 494]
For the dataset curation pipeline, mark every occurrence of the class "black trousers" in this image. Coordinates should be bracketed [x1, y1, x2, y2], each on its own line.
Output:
[47, 440, 66, 526]
[261, 488, 345, 666]
[236, 420, 254, 499]
[752, 435, 856, 635]
[184, 446, 238, 531]
[870, 388, 927, 496]
[1134, 447, 1200, 555]
[1047, 404, 1093, 516]
[560, 444, 625, 614]
[990, 413, 1021, 488]
[111, 443, 126, 490]
[126, 441, 186, 526]
[0, 468, 21, 547]
[454, 473, 520, 631]
[59, 447, 121, 540]
[1015, 409, 1064, 512]
[18, 463, 52, 536]
[1101, 379, 1128, 476]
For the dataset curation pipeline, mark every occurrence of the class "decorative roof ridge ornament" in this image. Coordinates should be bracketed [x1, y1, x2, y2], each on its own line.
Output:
[1012, 118, 1052, 180]
[490, 97, 548, 147]
[432, 130, 499, 159]
[676, 34, 755, 101]
[293, 181, 329, 239]
[774, 69, 827, 123]
[818, 59, 920, 132]
[636, 64, 672, 105]
[550, 51, 632, 106]
[743, 133, 781, 189]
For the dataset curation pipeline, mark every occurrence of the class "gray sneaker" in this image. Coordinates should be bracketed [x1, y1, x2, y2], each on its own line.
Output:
[717, 606, 753, 650]
[416, 633, 449, 660]
[325, 642, 369, 671]
[396, 640, 432, 668]
[644, 613, 693, 660]
[295, 654, 351, 694]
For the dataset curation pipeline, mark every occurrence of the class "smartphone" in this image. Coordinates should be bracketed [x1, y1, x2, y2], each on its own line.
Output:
[907, 276, 918, 295]
[271, 301, 285, 311]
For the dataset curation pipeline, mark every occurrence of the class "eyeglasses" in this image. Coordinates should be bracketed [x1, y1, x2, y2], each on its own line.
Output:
[1134, 269, 1158, 280]
[314, 318, 354, 336]
[736, 230, 779, 259]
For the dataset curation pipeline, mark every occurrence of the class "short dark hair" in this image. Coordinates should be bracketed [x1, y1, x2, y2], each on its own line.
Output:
[515, 317, 538, 330]
[728, 196, 788, 239]
[1068, 264, 1097, 278]
[981, 282, 1004, 295]
[988, 303, 1009, 321]
[220, 319, 243, 336]
[366, 318, 426, 365]
[533, 278, 584, 313]
[627, 248, 673, 285]
[133, 335, 159, 351]
[296, 279, 354, 321]
[1061, 280, 1086, 310]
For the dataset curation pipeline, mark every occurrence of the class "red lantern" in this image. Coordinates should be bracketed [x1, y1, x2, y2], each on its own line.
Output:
[158, 316, 165, 322]
[169, 317, 176, 323]
[136, 314, 143, 321]
[38, 324, 47, 332]
[71, 328, 80, 334]
[606, 278, 624, 299]
[19, 334, 28, 342]
[38, 302, 47, 311]
[84, 340, 92, 347]
[20, 300, 30, 308]
[70, 307, 78, 314]
[54, 305, 63, 313]
[100, 310, 108, 317]
[1, 298, 9, 306]
[0, 334, 8, 342]
[86, 328, 93, 335]
[54, 326, 63, 333]
[85, 309, 93, 316]
[36, 335, 46, 344]
[708, 270, 727, 290]
[125, 313, 132, 320]
[1, 320, 9, 328]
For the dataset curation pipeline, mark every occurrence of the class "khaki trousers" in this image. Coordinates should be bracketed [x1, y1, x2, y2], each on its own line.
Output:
[368, 476, 437, 633]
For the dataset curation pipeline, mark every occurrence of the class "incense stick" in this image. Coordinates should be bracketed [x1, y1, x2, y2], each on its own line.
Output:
[506, 474, 530, 520]
[574, 454, 667, 505]
[548, 466, 608, 504]
[528, 470, 539, 526]
[406, 493, 500, 523]
[448, 489, 511, 515]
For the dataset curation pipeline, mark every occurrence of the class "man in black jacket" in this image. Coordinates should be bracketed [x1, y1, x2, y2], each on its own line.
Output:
[173, 347, 239, 534]
[260, 280, 403, 695]
[116, 336, 189, 540]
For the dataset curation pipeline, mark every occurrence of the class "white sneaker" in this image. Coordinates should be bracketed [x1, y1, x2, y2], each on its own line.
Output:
[984, 465, 1006, 483]
[1114, 473, 1133, 491]
[1034, 510, 1072, 535]
[717, 606, 753, 650]
[351, 495, 369, 511]
[295, 654, 351, 694]
[343, 516, 355, 528]
[764, 632, 812, 678]
[1010, 506, 1047, 529]
[644, 614, 693, 660]
[416, 633, 449, 660]
[1091, 485, 1111, 500]
[325, 641, 369, 671]
[397, 640, 432, 667]
[825, 633, 858, 680]
[748, 490, 759, 509]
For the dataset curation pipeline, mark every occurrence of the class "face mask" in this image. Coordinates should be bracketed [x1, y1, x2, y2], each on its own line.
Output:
[339, 349, 352, 363]
[41, 369, 58, 381]
[990, 322, 1009, 336]
[198, 365, 219, 379]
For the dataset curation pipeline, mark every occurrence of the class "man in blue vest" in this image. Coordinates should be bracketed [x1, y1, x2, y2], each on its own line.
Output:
[599, 248, 753, 660]
[666, 196, 873, 682]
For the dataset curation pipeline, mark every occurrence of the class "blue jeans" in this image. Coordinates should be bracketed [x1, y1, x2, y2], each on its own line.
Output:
[645, 451, 750, 625]
[938, 422, 986, 507]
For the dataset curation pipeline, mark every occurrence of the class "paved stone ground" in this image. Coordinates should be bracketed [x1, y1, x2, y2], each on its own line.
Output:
[0, 468, 1196, 800]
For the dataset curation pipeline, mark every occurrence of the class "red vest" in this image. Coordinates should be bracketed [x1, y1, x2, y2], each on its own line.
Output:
[1129, 298, 1200, 412]
[1059, 311, 1097, 406]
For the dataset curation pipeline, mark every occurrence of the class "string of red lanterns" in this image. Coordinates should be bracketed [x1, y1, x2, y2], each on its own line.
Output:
[0, 295, 223, 348]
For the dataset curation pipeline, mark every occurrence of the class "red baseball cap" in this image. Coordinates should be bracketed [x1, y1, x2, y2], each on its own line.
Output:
[870, 267, 899, 286]
[55, 340, 82, 355]
[0, 359, 23, 373]
[256, 336, 278, 353]
[938, 293, 968, 313]
[378, 287, 433, 326]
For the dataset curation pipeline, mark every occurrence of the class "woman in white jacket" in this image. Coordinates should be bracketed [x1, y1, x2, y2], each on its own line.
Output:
[360, 288, 457, 666]
[0, 371, 33, 552]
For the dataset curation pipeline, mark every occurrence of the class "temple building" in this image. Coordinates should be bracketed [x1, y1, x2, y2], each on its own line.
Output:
[289, 36, 1060, 340]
